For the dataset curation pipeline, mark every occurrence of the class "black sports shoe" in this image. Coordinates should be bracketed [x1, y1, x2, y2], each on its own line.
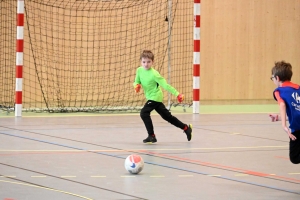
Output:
[143, 135, 157, 143]
[184, 124, 192, 141]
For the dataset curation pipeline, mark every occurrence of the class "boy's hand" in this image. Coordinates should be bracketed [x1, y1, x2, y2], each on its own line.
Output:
[288, 133, 297, 141]
[134, 84, 141, 93]
[177, 94, 184, 103]
[283, 126, 297, 140]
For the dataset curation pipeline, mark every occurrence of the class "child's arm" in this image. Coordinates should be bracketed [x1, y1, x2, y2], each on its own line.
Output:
[279, 102, 297, 140]
[154, 71, 179, 96]
[153, 71, 185, 102]
[133, 68, 141, 93]
[133, 69, 140, 85]
[269, 91, 284, 122]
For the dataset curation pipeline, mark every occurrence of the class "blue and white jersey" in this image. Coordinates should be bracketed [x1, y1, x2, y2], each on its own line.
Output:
[274, 86, 300, 132]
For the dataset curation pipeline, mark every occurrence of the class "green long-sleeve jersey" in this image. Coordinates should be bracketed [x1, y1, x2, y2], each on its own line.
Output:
[133, 66, 179, 102]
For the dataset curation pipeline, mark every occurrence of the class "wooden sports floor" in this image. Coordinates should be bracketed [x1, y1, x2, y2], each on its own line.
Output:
[0, 107, 299, 200]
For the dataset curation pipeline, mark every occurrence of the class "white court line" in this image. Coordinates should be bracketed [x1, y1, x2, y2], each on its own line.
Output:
[0, 145, 288, 152]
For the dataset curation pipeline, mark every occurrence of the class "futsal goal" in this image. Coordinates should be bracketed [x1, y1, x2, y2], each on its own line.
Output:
[0, 0, 194, 114]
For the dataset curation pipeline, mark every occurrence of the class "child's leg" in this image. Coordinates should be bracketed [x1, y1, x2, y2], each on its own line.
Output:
[155, 103, 185, 129]
[155, 102, 192, 141]
[140, 100, 156, 135]
[289, 130, 300, 164]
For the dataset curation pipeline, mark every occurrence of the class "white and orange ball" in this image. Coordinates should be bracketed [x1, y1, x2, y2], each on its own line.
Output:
[124, 154, 144, 174]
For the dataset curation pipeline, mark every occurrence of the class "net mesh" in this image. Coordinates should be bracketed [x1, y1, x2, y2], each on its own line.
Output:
[0, 1, 16, 111]
[0, 0, 193, 113]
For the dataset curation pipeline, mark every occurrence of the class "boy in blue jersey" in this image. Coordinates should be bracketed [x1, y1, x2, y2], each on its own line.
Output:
[271, 61, 300, 164]
[133, 50, 192, 143]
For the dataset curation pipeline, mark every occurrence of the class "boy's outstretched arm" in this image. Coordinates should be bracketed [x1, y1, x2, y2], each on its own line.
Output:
[279, 102, 297, 140]
[153, 71, 185, 103]
[154, 72, 181, 98]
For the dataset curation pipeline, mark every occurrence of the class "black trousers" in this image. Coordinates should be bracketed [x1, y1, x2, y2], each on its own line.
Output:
[290, 130, 300, 164]
[140, 100, 186, 135]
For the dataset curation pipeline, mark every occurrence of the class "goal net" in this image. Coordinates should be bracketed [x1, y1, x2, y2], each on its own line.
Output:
[0, 0, 193, 113]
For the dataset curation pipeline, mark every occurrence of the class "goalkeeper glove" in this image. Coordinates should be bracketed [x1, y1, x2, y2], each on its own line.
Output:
[177, 94, 184, 103]
[135, 84, 141, 93]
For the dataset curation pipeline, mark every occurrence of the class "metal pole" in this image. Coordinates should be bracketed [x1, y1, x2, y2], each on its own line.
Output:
[15, 0, 24, 117]
[193, 0, 200, 114]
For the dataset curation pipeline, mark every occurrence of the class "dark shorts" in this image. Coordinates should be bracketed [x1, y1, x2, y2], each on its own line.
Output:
[290, 130, 300, 164]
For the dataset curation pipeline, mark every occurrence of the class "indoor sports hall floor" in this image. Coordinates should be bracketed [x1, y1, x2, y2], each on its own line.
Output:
[0, 105, 299, 200]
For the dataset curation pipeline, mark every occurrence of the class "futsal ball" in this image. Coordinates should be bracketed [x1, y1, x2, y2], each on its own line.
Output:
[124, 154, 144, 174]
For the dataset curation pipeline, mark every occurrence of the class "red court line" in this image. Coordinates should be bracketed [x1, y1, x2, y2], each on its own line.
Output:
[140, 150, 300, 183]
[275, 156, 289, 160]
[2, 150, 299, 183]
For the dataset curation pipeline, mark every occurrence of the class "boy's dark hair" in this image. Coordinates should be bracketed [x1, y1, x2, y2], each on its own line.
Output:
[271, 61, 293, 81]
[140, 50, 154, 61]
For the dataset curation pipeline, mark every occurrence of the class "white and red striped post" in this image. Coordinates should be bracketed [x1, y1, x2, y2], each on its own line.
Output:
[193, 0, 200, 114]
[15, 0, 24, 116]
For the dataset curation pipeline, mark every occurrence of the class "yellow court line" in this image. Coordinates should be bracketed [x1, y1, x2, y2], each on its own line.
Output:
[0, 145, 288, 153]
[0, 179, 93, 200]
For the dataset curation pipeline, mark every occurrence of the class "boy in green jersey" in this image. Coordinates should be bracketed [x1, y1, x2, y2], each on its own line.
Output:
[133, 50, 192, 143]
